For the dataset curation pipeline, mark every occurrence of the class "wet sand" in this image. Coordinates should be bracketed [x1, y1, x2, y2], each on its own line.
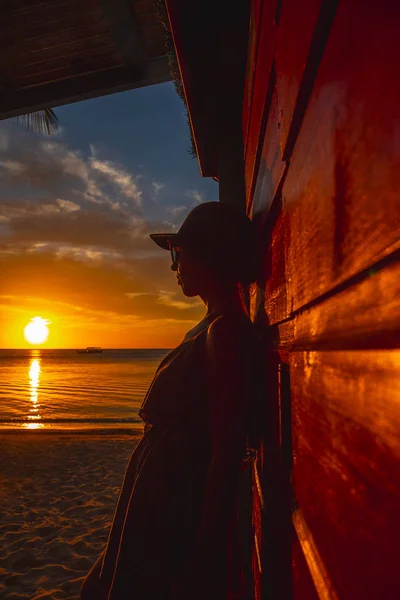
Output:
[0, 432, 140, 599]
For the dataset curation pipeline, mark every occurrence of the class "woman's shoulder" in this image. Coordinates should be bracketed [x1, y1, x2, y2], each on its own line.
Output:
[208, 311, 255, 333]
[206, 311, 258, 350]
[183, 311, 259, 353]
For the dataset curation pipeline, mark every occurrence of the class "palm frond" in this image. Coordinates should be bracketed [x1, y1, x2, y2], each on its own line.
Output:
[12, 108, 59, 135]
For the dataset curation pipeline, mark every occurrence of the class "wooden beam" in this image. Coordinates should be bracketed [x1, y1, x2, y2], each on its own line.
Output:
[276, 252, 400, 351]
[217, 0, 250, 208]
[0, 56, 171, 121]
[100, 0, 146, 70]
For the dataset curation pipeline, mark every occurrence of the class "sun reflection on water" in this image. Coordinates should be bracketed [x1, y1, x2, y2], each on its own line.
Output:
[25, 357, 43, 428]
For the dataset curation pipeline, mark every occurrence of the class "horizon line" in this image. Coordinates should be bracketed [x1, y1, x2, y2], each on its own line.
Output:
[0, 347, 173, 351]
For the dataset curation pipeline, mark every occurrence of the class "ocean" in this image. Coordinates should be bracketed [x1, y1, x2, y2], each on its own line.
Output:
[0, 349, 170, 433]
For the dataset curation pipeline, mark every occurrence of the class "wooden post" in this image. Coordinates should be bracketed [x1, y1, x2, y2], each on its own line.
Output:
[216, 0, 249, 212]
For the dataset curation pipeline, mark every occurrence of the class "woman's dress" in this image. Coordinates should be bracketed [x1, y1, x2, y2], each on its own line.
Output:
[90, 312, 259, 599]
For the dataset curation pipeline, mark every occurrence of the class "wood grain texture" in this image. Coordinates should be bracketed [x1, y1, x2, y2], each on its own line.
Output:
[259, 208, 291, 325]
[252, 463, 263, 600]
[248, 2, 400, 598]
[20, 54, 123, 88]
[290, 349, 400, 599]
[244, 0, 277, 204]
[275, 0, 321, 157]
[250, 351, 294, 599]
[292, 522, 320, 600]
[275, 257, 400, 348]
[278, 0, 400, 314]
[250, 82, 286, 220]
[243, 0, 263, 157]
[293, 509, 339, 600]
[0, 0, 170, 120]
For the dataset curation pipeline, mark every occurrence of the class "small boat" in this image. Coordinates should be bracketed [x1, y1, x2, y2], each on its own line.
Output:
[77, 347, 103, 354]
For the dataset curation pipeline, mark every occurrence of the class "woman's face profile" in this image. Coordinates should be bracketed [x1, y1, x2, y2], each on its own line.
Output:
[171, 246, 207, 297]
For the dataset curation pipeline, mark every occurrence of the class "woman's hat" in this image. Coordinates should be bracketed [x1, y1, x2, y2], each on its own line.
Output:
[149, 201, 259, 287]
[149, 201, 251, 252]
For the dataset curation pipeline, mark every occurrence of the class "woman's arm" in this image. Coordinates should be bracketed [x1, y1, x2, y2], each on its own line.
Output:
[173, 315, 251, 597]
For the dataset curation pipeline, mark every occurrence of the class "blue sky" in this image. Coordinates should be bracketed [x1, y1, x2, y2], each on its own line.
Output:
[56, 82, 215, 202]
[0, 82, 217, 348]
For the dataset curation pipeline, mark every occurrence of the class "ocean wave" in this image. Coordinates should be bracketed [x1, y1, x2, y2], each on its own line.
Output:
[0, 417, 141, 424]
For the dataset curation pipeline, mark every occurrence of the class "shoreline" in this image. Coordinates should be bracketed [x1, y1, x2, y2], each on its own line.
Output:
[0, 432, 140, 599]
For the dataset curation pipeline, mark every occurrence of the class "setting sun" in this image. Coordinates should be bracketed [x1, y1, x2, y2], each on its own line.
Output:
[24, 317, 50, 345]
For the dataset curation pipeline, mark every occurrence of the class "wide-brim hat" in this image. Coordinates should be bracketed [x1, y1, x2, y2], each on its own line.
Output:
[149, 201, 250, 252]
[149, 201, 259, 287]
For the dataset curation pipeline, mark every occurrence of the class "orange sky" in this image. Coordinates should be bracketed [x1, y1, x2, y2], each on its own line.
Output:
[0, 87, 216, 348]
[0, 248, 205, 349]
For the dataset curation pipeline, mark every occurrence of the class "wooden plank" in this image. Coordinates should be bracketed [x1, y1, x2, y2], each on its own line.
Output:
[217, 1, 250, 209]
[275, 255, 400, 347]
[292, 522, 320, 600]
[0, 1, 100, 32]
[246, 0, 333, 216]
[100, 0, 146, 68]
[250, 353, 293, 599]
[293, 508, 340, 600]
[19, 55, 124, 88]
[18, 36, 114, 67]
[243, 0, 263, 157]
[0, 56, 171, 120]
[290, 349, 400, 599]
[252, 463, 263, 600]
[278, 0, 400, 314]
[250, 82, 286, 219]
[164, 0, 217, 177]
[275, 0, 322, 155]
[258, 207, 290, 325]
[5, 26, 112, 56]
[0, 0, 168, 118]
[244, 0, 277, 204]
[0, 6, 105, 44]
[15, 46, 118, 80]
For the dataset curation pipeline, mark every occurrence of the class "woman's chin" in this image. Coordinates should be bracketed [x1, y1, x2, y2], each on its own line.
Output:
[179, 283, 197, 297]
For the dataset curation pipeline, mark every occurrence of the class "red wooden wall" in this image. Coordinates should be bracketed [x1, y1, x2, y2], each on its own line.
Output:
[244, 0, 400, 598]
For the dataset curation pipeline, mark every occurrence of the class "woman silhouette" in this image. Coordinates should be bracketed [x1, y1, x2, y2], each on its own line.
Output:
[80, 201, 263, 600]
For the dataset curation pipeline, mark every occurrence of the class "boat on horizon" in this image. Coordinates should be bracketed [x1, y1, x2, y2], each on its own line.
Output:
[76, 347, 103, 354]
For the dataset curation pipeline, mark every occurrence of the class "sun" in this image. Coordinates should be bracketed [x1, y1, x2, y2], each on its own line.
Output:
[24, 317, 50, 345]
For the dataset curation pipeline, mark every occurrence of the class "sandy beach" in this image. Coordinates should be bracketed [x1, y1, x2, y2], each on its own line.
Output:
[0, 432, 141, 600]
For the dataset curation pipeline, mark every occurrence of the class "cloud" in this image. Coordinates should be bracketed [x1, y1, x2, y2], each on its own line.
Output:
[6, 209, 156, 253]
[0, 126, 215, 345]
[166, 204, 189, 217]
[56, 199, 80, 212]
[0, 249, 205, 323]
[164, 188, 205, 224]
[90, 152, 142, 207]
[185, 189, 203, 204]
[0, 133, 143, 216]
[126, 290, 202, 311]
[0, 160, 25, 175]
[0, 131, 180, 258]
[0, 199, 62, 220]
[157, 290, 203, 310]
[0, 131, 8, 151]
[125, 292, 152, 299]
[0, 130, 214, 261]
[152, 181, 164, 196]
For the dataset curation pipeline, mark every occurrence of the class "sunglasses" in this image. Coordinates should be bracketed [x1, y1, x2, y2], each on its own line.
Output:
[170, 245, 182, 265]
